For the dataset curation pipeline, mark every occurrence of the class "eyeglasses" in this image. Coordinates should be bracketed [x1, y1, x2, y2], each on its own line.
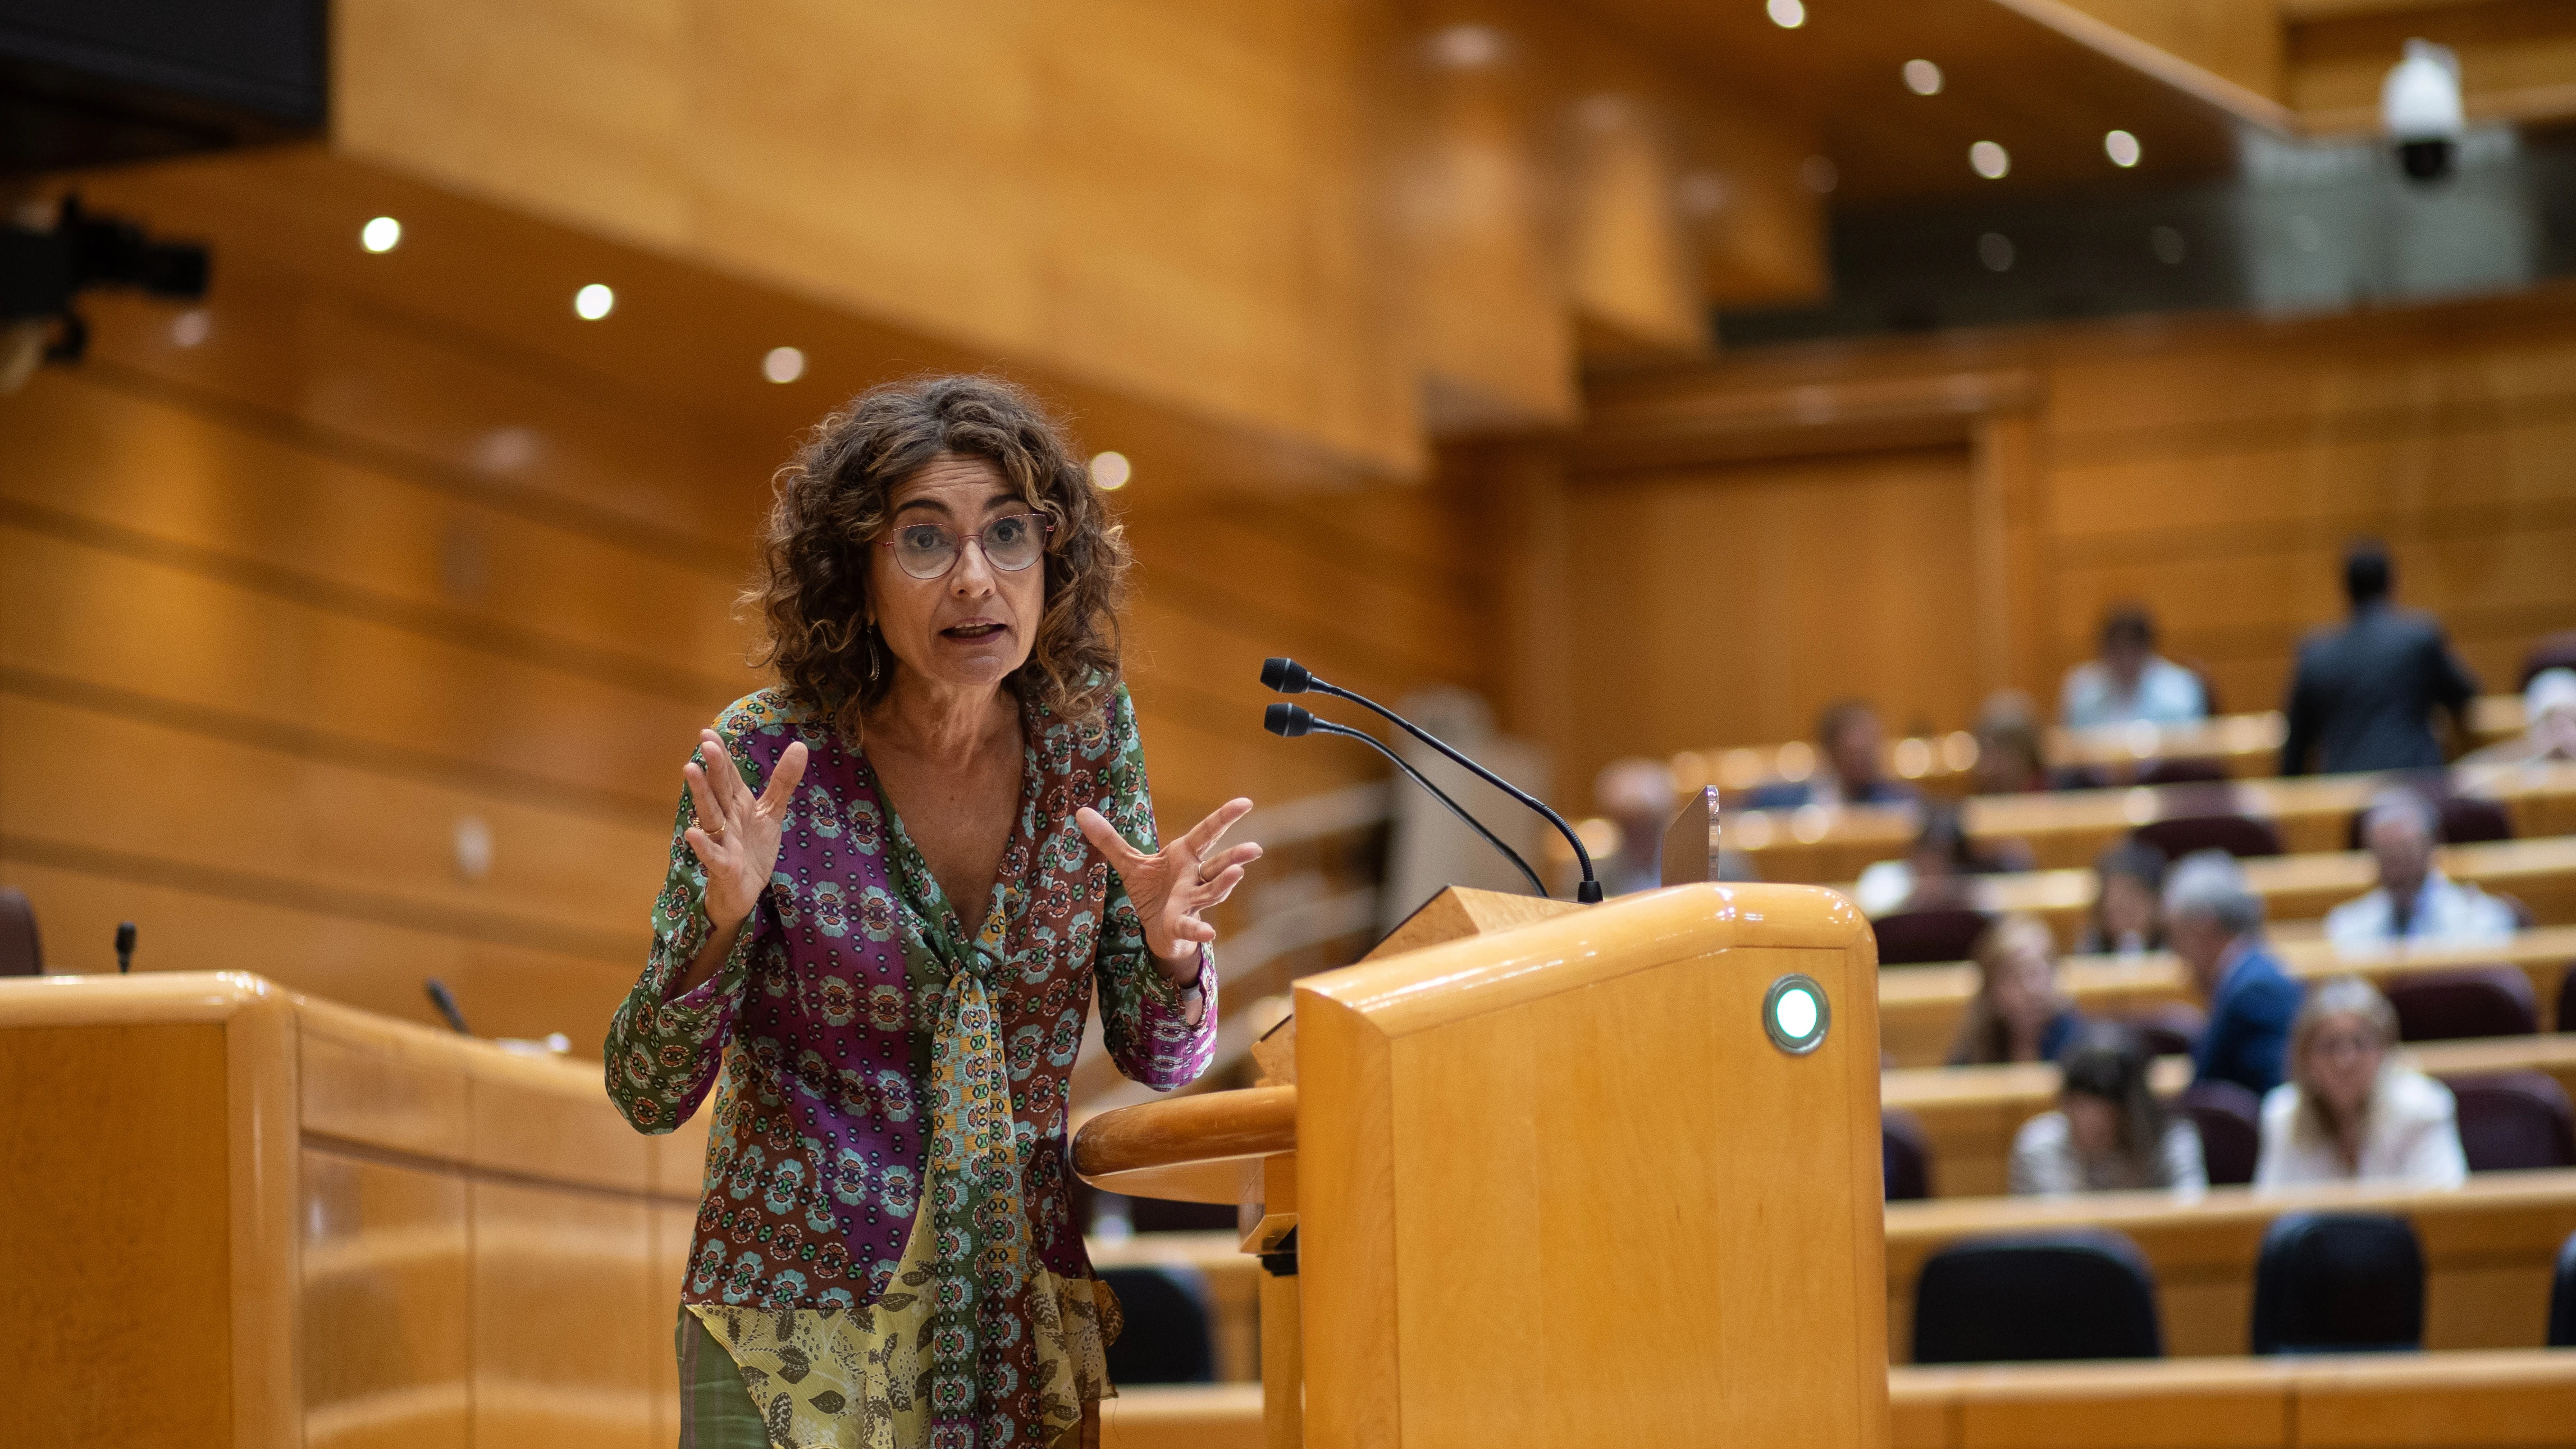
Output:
[876, 512, 1053, 580]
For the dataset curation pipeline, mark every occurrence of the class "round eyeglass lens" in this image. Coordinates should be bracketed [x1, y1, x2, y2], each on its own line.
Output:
[982, 515, 1043, 570]
[893, 526, 959, 579]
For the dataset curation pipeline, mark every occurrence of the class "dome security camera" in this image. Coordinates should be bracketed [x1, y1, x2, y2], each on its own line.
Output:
[2381, 39, 2464, 182]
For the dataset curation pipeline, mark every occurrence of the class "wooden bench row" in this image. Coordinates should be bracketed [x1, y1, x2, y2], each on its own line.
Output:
[1096, 1351, 2576, 1449]
[1886, 1033, 2576, 1200]
[1734, 760, 2576, 885]
[1878, 926, 2576, 1068]
[1851, 834, 2576, 952]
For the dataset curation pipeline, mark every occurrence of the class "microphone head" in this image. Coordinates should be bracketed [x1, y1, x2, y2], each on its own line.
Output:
[1263, 702, 1316, 738]
[114, 922, 135, 953]
[1260, 657, 1313, 694]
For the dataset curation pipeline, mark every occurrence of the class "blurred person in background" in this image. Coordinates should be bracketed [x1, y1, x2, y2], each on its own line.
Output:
[2009, 1023, 2208, 1196]
[2076, 839, 2167, 957]
[2255, 976, 2467, 1190]
[2281, 540, 2479, 775]
[1593, 756, 1677, 897]
[2165, 849, 2303, 1095]
[2457, 666, 2576, 784]
[1970, 690, 2052, 795]
[2061, 605, 2209, 731]
[2323, 789, 2516, 950]
[1748, 700, 1919, 810]
[1948, 913, 2084, 1066]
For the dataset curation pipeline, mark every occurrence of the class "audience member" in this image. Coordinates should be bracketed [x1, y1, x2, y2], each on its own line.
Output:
[1897, 805, 1980, 911]
[2281, 540, 2479, 775]
[2254, 976, 2468, 1191]
[2322, 788, 2517, 951]
[1593, 756, 1678, 897]
[2076, 839, 2167, 957]
[2008, 1023, 2208, 1196]
[1947, 913, 2083, 1066]
[1970, 691, 2051, 795]
[2164, 850, 2303, 1095]
[2456, 666, 2576, 786]
[1747, 701, 1918, 810]
[2060, 605, 2209, 731]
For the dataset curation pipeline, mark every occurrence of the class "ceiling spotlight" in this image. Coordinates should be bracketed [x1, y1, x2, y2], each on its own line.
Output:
[1969, 140, 2010, 180]
[360, 216, 402, 253]
[171, 309, 211, 348]
[1767, 0, 1806, 29]
[761, 346, 806, 383]
[2150, 225, 2187, 265]
[2105, 130, 2141, 167]
[1428, 24, 1504, 70]
[1089, 451, 1132, 491]
[573, 284, 615, 321]
[1798, 155, 1839, 194]
[1903, 60, 1942, 95]
[1977, 232, 2015, 272]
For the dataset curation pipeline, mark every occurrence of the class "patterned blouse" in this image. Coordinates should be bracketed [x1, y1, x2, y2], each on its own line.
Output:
[606, 682, 1217, 1448]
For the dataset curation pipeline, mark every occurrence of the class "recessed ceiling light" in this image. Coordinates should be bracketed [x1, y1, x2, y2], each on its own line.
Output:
[1428, 24, 1504, 69]
[1969, 140, 2010, 179]
[1903, 60, 1942, 95]
[2105, 130, 2141, 167]
[1089, 451, 1132, 491]
[1977, 232, 2015, 272]
[2151, 226, 2187, 265]
[762, 346, 806, 383]
[1766, 0, 1806, 30]
[360, 216, 402, 253]
[1798, 155, 1839, 194]
[573, 284, 615, 321]
[171, 309, 211, 347]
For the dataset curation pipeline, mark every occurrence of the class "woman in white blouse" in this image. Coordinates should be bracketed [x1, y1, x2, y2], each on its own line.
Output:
[2254, 976, 2467, 1190]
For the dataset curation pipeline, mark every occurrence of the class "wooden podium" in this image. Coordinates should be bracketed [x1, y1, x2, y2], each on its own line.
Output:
[1076, 881, 1890, 1448]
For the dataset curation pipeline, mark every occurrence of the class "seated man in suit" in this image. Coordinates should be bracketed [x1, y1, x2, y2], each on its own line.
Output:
[2164, 849, 2304, 1095]
[2323, 789, 2517, 950]
[2281, 540, 2479, 775]
[1747, 700, 1919, 811]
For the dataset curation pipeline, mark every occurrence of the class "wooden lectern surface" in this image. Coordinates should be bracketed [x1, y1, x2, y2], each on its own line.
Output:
[1294, 883, 1890, 1449]
[0, 972, 710, 1448]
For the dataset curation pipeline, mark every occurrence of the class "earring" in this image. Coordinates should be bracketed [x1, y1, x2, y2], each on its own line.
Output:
[865, 625, 881, 685]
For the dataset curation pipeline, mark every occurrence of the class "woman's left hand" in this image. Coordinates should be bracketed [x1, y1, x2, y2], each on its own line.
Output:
[1076, 797, 1262, 982]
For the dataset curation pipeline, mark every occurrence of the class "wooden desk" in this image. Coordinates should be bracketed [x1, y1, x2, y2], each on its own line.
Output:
[1737, 763, 2576, 885]
[1678, 696, 2525, 817]
[1104, 1348, 2576, 1449]
[0, 972, 709, 1448]
[1878, 927, 2576, 1068]
[1842, 836, 2576, 951]
[1885, 1172, 2576, 1364]
[1886, 1034, 2576, 1200]
[1886, 1349, 2576, 1449]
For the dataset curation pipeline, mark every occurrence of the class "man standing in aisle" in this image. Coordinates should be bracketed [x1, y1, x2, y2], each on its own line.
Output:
[2281, 540, 2480, 775]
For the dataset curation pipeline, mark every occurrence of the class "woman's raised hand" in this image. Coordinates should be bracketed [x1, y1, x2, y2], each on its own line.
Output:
[682, 729, 810, 931]
[1076, 797, 1262, 979]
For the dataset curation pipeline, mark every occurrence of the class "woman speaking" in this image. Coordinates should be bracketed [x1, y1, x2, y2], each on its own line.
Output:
[606, 376, 1259, 1448]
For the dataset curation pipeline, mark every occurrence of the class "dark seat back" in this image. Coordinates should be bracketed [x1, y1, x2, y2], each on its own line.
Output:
[2250, 1212, 2424, 1354]
[1097, 1265, 1216, 1384]
[2342, 788, 2514, 849]
[2445, 1071, 2576, 1172]
[1912, 1230, 2162, 1364]
[2560, 966, 2576, 1035]
[1883, 1108, 1934, 1201]
[2551, 1231, 2576, 1348]
[2135, 757, 2229, 787]
[1873, 908, 1993, 967]
[0, 887, 38, 977]
[2136, 814, 2284, 861]
[2118, 1002, 2207, 1060]
[2176, 1078, 2262, 1186]
[2385, 967, 2538, 1041]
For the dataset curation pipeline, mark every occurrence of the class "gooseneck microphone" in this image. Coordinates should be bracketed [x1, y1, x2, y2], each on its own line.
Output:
[425, 978, 473, 1036]
[1266, 703, 1548, 898]
[1263, 657, 1605, 903]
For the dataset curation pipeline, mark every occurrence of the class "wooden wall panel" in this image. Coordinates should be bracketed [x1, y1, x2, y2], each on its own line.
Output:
[1559, 446, 1980, 794]
[1535, 287, 2576, 803]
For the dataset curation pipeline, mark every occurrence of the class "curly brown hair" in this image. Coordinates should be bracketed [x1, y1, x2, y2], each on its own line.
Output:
[746, 375, 1130, 734]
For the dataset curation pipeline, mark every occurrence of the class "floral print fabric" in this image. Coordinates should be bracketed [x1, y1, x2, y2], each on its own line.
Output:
[608, 683, 1213, 1447]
